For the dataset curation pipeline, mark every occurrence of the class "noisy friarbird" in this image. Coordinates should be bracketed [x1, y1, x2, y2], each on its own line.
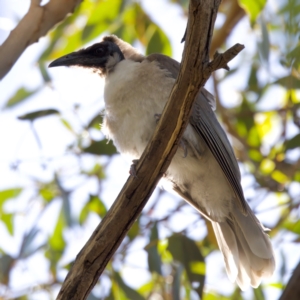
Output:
[49, 35, 275, 290]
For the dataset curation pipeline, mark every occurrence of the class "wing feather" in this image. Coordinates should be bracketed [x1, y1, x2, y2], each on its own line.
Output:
[147, 53, 247, 213]
[190, 97, 247, 213]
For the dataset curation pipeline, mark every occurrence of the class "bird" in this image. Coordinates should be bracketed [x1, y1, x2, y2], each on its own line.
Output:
[49, 35, 275, 290]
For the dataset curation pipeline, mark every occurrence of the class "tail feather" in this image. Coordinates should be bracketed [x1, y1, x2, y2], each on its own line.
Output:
[212, 205, 275, 290]
[212, 222, 238, 282]
[235, 252, 251, 290]
[233, 203, 273, 259]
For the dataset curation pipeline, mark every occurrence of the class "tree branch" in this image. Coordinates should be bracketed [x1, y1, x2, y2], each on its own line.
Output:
[56, 0, 243, 299]
[0, 0, 82, 80]
[210, 0, 245, 57]
[280, 260, 300, 300]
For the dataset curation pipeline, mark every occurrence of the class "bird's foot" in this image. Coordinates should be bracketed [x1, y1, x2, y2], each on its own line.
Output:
[129, 159, 139, 178]
[154, 113, 162, 124]
[180, 139, 188, 158]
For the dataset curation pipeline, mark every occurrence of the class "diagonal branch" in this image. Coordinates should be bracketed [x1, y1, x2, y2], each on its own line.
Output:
[56, 0, 243, 299]
[280, 260, 300, 300]
[0, 0, 82, 79]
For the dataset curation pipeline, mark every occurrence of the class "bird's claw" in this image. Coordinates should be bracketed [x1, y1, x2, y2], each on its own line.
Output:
[180, 140, 188, 158]
[154, 113, 162, 124]
[129, 159, 139, 178]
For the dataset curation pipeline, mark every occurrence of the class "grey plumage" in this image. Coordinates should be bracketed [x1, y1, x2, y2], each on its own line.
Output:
[49, 35, 275, 290]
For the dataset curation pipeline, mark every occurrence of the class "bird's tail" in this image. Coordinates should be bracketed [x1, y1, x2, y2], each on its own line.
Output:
[212, 203, 275, 290]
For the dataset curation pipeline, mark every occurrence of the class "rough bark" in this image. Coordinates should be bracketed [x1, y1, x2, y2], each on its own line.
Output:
[280, 261, 300, 300]
[0, 0, 82, 79]
[56, 0, 244, 299]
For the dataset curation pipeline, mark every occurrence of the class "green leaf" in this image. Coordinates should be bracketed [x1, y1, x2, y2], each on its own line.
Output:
[127, 219, 140, 241]
[253, 284, 265, 300]
[79, 194, 107, 224]
[170, 0, 189, 11]
[145, 222, 162, 275]
[1, 213, 13, 235]
[172, 264, 184, 300]
[0, 188, 22, 235]
[49, 210, 66, 251]
[283, 218, 300, 234]
[39, 10, 79, 61]
[17, 109, 60, 121]
[45, 246, 63, 280]
[0, 254, 14, 285]
[248, 149, 263, 162]
[267, 282, 284, 289]
[257, 17, 270, 65]
[0, 188, 22, 203]
[237, 98, 255, 132]
[274, 75, 300, 90]
[120, 3, 172, 56]
[167, 234, 205, 298]
[114, 272, 145, 300]
[285, 133, 300, 150]
[247, 65, 259, 92]
[87, 114, 103, 130]
[260, 159, 275, 175]
[38, 62, 51, 83]
[287, 45, 300, 68]
[138, 280, 154, 295]
[82, 139, 117, 156]
[60, 118, 75, 134]
[146, 25, 172, 56]
[294, 171, 300, 182]
[39, 181, 60, 202]
[203, 292, 233, 300]
[238, 0, 267, 23]
[247, 126, 261, 147]
[4, 87, 39, 108]
[229, 288, 244, 300]
[82, 163, 105, 179]
[81, 0, 123, 43]
[20, 228, 45, 259]
[271, 170, 289, 184]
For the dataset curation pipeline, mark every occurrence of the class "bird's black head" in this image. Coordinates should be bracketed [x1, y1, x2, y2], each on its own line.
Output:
[48, 41, 125, 74]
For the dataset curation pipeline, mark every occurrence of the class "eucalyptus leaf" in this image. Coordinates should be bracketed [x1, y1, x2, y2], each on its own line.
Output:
[4, 87, 39, 109]
[18, 109, 60, 121]
[145, 222, 162, 275]
[82, 139, 117, 156]
[168, 234, 205, 298]
[238, 0, 267, 23]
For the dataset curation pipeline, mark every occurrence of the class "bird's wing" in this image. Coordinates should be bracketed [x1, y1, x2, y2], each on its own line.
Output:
[146, 53, 248, 214]
[147, 53, 216, 110]
[190, 94, 247, 213]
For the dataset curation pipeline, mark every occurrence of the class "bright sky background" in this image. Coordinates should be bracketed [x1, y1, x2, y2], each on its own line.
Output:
[0, 0, 299, 299]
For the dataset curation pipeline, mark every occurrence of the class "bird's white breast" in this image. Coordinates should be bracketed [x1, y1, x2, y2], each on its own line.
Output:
[103, 59, 175, 159]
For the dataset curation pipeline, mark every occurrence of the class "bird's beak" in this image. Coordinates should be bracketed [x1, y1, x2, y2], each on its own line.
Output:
[49, 51, 108, 68]
[48, 52, 82, 68]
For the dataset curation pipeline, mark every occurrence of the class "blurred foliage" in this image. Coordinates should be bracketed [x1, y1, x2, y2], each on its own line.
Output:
[3, 87, 40, 108]
[238, 0, 267, 24]
[1, 0, 300, 299]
